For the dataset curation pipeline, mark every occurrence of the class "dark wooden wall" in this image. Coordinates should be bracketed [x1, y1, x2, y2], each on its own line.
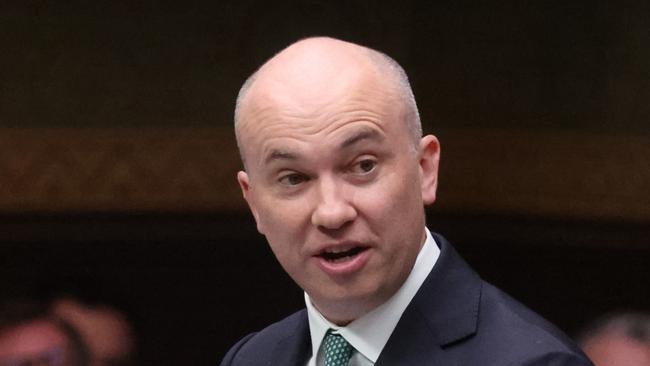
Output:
[1, 1, 649, 365]
[2, 1, 649, 133]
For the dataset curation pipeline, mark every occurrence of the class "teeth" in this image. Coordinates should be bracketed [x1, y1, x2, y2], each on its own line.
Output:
[321, 246, 365, 262]
[325, 246, 353, 254]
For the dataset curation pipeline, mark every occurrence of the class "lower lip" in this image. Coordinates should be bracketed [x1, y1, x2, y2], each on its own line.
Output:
[315, 248, 371, 276]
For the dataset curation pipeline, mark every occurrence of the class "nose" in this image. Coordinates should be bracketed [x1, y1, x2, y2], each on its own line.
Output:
[311, 177, 357, 230]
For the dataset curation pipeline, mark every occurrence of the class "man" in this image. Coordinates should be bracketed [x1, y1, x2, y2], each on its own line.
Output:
[223, 37, 592, 365]
[0, 299, 89, 366]
[577, 312, 650, 366]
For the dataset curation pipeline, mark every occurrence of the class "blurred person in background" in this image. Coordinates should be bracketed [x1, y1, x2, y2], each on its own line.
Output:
[577, 311, 650, 366]
[0, 298, 89, 366]
[51, 297, 136, 366]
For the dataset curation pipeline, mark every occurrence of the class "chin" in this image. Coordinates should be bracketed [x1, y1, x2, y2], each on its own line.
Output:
[314, 286, 385, 317]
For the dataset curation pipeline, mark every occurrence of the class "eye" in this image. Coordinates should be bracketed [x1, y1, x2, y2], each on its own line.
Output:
[351, 159, 377, 174]
[279, 172, 309, 186]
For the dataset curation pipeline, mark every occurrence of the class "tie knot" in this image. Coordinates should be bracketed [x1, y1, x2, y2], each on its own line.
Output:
[323, 330, 354, 366]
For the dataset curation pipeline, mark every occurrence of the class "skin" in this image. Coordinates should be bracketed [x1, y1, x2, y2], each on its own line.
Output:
[0, 319, 70, 363]
[52, 298, 134, 366]
[236, 38, 440, 325]
[582, 334, 650, 366]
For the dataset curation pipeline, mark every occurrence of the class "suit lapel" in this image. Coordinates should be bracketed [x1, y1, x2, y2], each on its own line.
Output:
[376, 233, 482, 365]
[375, 306, 442, 365]
[271, 310, 312, 365]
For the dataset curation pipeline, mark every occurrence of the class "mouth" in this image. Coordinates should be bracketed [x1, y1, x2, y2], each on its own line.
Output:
[318, 246, 369, 263]
[313, 244, 371, 275]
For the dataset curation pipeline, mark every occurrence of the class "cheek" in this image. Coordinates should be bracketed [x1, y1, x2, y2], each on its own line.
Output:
[256, 197, 310, 251]
[366, 169, 422, 215]
[357, 168, 425, 244]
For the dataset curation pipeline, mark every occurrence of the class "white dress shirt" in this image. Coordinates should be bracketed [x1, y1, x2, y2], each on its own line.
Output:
[305, 228, 440, 366]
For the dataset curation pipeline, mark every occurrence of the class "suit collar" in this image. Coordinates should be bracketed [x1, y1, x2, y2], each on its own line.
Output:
[271, 310, 312, 365]
[376, 233, 482, 364]
[416, 232, 481, 346]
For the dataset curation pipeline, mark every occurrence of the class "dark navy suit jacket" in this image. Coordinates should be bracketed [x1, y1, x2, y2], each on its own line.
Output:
[221, 233, 593, 365]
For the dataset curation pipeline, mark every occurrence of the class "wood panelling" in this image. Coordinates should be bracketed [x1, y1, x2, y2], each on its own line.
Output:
[437, 128, 650, 222]
[1, 128, 648, 222]
[0, 128, 242, 212]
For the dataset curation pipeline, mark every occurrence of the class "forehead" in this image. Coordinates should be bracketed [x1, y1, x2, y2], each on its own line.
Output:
[238, 68, 406, 161]
[0, 320, 67, 356]
[242, 88, 404, 167]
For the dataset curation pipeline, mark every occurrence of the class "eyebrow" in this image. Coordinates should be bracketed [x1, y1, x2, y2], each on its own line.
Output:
[340, 128, 384, 149]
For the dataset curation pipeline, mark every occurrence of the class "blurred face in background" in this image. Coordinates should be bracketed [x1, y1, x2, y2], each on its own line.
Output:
[582, 333, 650, 366]
[52, 299, 134, 366]
[0, 319, 73, 366]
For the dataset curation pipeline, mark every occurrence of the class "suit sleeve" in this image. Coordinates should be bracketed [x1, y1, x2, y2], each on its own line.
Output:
[220, 333, 257, 366]
[521, 352, 594, 366]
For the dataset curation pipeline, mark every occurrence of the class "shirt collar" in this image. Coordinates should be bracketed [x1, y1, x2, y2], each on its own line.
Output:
[305, 228, 440, 363]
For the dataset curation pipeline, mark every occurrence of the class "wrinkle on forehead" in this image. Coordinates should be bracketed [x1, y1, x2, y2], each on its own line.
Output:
[245, 89, 396, 132]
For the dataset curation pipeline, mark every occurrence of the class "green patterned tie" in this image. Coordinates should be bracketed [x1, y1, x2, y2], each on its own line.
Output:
[323, 329, 354, 366]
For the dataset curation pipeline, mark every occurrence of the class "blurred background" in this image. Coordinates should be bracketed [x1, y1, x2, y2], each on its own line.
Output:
[1, 1, 649, 365]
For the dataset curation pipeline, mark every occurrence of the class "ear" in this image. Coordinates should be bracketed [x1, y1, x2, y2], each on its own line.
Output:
[418, 135, 440, 205]
[237, 170, 264, 234]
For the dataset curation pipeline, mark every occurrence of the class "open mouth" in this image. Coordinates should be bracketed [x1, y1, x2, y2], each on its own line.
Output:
[319, 246, 369, 263]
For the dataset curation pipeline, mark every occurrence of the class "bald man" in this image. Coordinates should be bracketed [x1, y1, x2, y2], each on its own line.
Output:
[223, 37, 592, 366]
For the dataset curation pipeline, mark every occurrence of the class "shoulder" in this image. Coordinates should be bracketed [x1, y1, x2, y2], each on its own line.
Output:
[470, 281, 593, 364]
[419, 233, 592, 364]
[220, 310, 309, 366]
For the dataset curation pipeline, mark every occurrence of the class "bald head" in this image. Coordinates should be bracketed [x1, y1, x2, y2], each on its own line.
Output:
[234, 37, 421, 165]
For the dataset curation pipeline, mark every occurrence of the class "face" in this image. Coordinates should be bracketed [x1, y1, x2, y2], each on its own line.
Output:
[583, 334, 650, 366]
[237, 50, 439, 324]
[0, 320, 72, 366]
[52, 300, 134, 366]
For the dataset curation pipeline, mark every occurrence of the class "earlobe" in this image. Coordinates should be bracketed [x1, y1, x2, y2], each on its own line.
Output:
[237, 171, 264, 234]
[419, 135, 440, 205]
